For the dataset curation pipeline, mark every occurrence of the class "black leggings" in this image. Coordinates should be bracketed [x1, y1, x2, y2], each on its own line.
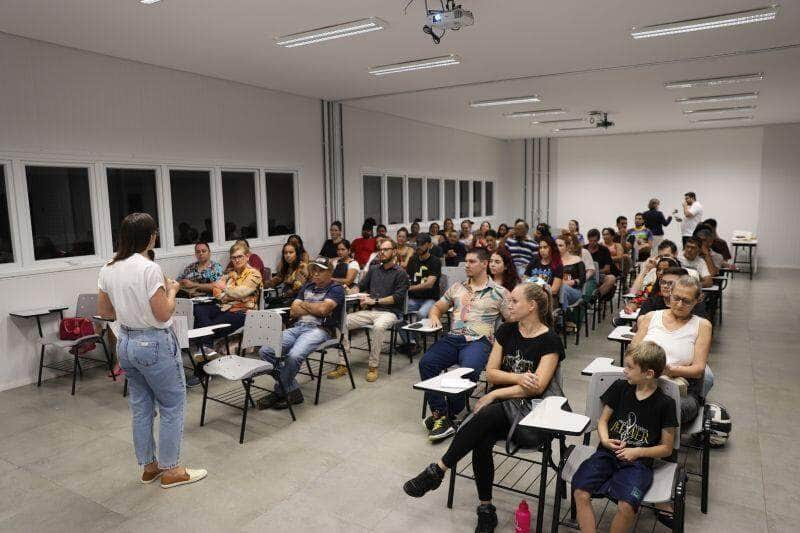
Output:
[441, 402, 510, 501]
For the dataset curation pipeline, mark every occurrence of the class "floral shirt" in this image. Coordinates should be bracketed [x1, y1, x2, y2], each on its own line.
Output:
[440, 278, 509, 342]
[213, 265, 262, 313]
[176, 261, 223, 284]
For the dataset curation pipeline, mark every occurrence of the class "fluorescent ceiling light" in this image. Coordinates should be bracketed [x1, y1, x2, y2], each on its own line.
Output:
[631, 5, 779, 39]
[676, 92, 759, 104]
[690, 116, 754, 123]
[503, 108, 566, 118]
[682, 105, 757, 115]
[276, 17, 387, 48]
[531, 118, 585, 125]
[139, 0, 161, 4]
[369, 54, 460, 76]
[665, 72, 764, 89]
[469, 95, 541, 108]
[552, 127, 599, 132]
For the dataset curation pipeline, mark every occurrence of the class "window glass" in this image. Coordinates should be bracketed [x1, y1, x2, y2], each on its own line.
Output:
[408, 177, 423, 223]
[265, 172, 296, 236]
[222, 171, 258, 240]
[387, 176, 404, 224]
[0, 166, 13, 264]
[426, 179, 440, 221]
[485, 182, 494, 216]
[363, 175, 383, 225]
[459, 180, 471, 219]
[473, 181, 483, 217]
[170, 169, 213, 245]
[444, 180, 456, 219]
[107, 168, 159, 250]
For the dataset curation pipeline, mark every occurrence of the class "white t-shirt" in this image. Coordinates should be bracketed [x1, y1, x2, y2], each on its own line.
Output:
[580, 248, 595, 278]
[681, 201, 703, 236]
[677, 253, 710, 279]
[98, 253, 172, 329]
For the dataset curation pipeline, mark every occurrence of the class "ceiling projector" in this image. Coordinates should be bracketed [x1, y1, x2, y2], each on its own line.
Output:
[588, 111, 615, 129]
[427, 4, 474, 31]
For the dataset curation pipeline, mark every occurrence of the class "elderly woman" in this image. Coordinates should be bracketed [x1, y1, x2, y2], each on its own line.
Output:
[631, 275, 712, 422]
[176, 242, 223, 297]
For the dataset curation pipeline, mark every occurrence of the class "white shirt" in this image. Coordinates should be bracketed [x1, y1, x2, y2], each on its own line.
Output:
[677, 253, 710, 279]
[681, 201, 703, 236]
[98, 253, 172, 329]
[335, 258, 360, 271]
[643, 310, 701, 367]
[580, 248, 595, 279]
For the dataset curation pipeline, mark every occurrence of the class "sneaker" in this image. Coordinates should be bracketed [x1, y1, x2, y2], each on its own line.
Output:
[326, 365, 348, 379]
[365, 367, 379, 382]
[423, 412, 440, 432]
[160, 467, 208, 489]
[403, 463, 445, 497]
[475, 503, 498, 533]
[274, 389, 304, 410]
[256, 392, 284, 410]
[185, 375, 202, 388]
[429, 416, 455, 441]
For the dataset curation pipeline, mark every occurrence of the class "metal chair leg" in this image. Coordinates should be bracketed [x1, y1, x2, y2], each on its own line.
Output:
[239, 379, 251, 444]
[37, 345, 45, 387]
[71, 355, 79, 395]
[200, 374, 210, 426]
[446, 461, 457, 508]
[315, 351, 325, 405]
[305, 358, 315, 380]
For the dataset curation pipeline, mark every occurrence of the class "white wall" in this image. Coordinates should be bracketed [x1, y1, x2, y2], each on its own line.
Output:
[0, 33, 325, 391]
[342, 105, 524, 240]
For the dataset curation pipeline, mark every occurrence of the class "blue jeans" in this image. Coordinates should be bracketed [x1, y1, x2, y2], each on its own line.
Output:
[259, 322, 331, 394]
[559, 284, 583, 310]
[418, 334, 492, 416]
[399, 298, 436, 344]
[117, 327, 185, 469]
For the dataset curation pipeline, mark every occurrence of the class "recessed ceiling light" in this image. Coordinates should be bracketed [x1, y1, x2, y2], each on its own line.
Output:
[531, 118, 586, 125]
[631, 5, 779, 39]
[690, 116, 754, 123]
[552, 127, 599, 132]
[676, 92, 759, 104]
[665, 73, 764, 89]
[139, 0, 162, 4]
[276, 17, 388, 48]
[468, 95, 541, 108]
[368, 54, 461, 76]
[503, 108, 566, 118]
[682, 105, 757, 115]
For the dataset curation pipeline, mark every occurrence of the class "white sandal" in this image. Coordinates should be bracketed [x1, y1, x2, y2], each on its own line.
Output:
[160, 468, 208, 489]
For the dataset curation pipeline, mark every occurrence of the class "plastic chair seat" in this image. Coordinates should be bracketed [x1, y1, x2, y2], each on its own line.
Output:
[203, 355, 273, 381]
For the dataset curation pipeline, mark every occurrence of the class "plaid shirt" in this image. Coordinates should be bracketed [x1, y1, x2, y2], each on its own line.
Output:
[440, 277, 508, 342]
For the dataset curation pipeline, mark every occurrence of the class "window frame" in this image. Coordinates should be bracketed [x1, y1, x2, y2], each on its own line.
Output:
[0, 160, 21, 272]
[164, 165, 217, 252]
[220, 167, 262, 244]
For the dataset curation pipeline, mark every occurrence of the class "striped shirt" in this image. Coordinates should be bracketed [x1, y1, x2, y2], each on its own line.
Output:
[504, 236, 539, 270]
[440, 278, 508, 342]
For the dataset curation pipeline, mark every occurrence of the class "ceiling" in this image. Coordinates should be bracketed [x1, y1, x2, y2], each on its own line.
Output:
[1, 0, 798, 138]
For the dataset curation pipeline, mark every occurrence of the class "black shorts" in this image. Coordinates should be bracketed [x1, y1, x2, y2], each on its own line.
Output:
[571, 449, 654, 510]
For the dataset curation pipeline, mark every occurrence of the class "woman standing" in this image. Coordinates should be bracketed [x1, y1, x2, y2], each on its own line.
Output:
[643, 198, 672, 249]
[98, 213, 206, 488]
[319, 221, 344, 258]
[489, 248, 520, 292]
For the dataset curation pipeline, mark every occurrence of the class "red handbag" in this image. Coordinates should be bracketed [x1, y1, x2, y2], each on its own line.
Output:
[59, 317, 97, 354]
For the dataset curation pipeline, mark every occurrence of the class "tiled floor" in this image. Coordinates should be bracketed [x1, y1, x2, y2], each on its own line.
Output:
[0, 269, 797, 532]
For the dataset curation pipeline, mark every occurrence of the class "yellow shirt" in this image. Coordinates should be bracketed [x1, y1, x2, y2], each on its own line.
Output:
[214, 265, 262, 313]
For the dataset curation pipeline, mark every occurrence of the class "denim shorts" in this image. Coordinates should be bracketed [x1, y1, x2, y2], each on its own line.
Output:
[571, 449, 654, 510]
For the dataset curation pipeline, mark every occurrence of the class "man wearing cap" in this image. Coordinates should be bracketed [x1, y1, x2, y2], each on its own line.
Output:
[398, 233, 441, 356]
[257, 256, 345, 410]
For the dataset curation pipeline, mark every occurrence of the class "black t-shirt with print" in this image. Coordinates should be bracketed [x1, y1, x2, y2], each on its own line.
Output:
[600, 379, 678, 465]
[524, 258, 563, 285]
[495, 323, 565, 396]
[406, 254, 442, 301]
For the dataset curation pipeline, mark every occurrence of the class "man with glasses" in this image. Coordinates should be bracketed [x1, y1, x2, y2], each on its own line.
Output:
[257, 257, 344, 410]
[398, 233, 442, 356]
[328, 240, 409, 383]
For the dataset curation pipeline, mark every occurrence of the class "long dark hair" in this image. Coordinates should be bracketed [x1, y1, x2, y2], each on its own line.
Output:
[278, 242, 301, 276]
[492, 247, 521, 292]
[286, 234, 306, 259]
[537, 236, 562, 270]
[109, 213, 156, 265]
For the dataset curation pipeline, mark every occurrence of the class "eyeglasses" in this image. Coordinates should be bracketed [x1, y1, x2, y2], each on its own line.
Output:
[671, 295, 695, 306]
[230, 254, 247, 261]
[661, 281, 674, 288]
[379, 247, 394, 253]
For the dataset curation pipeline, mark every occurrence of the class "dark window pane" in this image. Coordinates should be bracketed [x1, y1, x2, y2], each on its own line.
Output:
[387, 176, 404, 224]
[408, 177, 423, 222]
[363, 175, 383, 225]
[427, 179, 440, 221]
[473, 181, 483, 217]
[222, 171, 258, 240]
[485, 182, 494, 216]
[26, 166, 94, 260]
[265, 172, 296, 236]
[170, 169, 212, 245]
[0, 167, 13, 263]
[107, 168, 159, 250]
[444, 180, 456, 219]
[459, 180, 470, 219]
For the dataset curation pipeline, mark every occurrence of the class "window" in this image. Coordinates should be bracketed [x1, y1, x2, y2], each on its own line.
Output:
[408, 177, 423, 223]
[107, 168, 159, 250]
[363, 175, 383, 225]
[0, 166, 12, 264]
[427, 179, 440, 221]
[485, 182, 494, 216]
[444, 179, 456, 219]
[26, 165, 95, 260]
[222, 170, 258, 240]
[473, 181, 483, 217]
[265, 172, 296, 236]
[170, 169, 213, 245]
[459, 180, 470, 219]
[387, 176, 404, 225]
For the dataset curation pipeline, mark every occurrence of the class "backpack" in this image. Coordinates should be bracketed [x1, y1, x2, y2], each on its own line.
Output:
[706, 402, 732, 448]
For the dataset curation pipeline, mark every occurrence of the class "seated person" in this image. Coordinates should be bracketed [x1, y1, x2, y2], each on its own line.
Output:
[628, 212, 654, 261]
[496, 223, 509, 243]
[677, 237, 713, 287]
[319, 221, 344, 258]
[417, 248, 509, 441]
[524, 236, 563, 297]
[363, 236, 388, 272]
[352, 219, 377, 268]
[396, 227, 415, 268]
[403, 282, 562, 533]
[489, 247, 520, 292]
[286, 234, 310, 264]
[408, 221, 422, 248]
[614, 216, 634, 279]
[625, 257, 681, 315]
[176, 241, 223, 297]
[701, 218, 732, 262]
[483, 229, 499, 254]
[505, 220, 539, 275]
[632, 275, 712, 422]
[399, 234, 442, 356]
[631, 239, 684, 292]
[637, 267, 708, 319]
[602, 227, 625, 276]
[257, 257, 344, 410]
[264, 242, 309, 299]
[194, 241, 262, 344]
[440, 229, 467, 266]
[585, 229, 617, 298]
[696, 229, 726, 271]
[428, 222, 443, 246]
[225, 239, 266, 280]
[572, 342, 678, 533]
[331, 239, 359, 288]
[459, 220, 475, 250]
[328, 239, 409, 383]
[568, 219, 585, 245]
[556, 233, 586, 314]
[474, 221, 491, 248]
[376, 224, 388, 239]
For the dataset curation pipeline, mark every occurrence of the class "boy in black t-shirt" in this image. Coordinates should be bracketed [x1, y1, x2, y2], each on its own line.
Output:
[572, 342, 678, 533]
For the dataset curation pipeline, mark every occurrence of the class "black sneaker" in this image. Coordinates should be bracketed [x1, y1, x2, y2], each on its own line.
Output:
[429, 416, 455, 441]
[185, 375, 202, 388]
[256, 392, 284, 410]
[475, 503, 498, 533]
[274, 389, 304, 410]
[423, 411, 442, 432]
[403, 463, 445, 497]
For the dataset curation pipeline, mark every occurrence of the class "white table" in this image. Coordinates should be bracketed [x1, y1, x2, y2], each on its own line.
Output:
[413, 367, 477, 419]
[731, 238, 757, 279]
[401, 318, 443, 350]
[187, 323, 231, 341]
[345, 293, 369, 301]
[9, 306, 69, 336]
[618, 308, 640, 323]
[581, 356, 623, 376]
[607, 325, 634, 365]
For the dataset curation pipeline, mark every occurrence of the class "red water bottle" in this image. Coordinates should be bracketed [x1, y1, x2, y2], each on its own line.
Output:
[515, 500, 531, 533]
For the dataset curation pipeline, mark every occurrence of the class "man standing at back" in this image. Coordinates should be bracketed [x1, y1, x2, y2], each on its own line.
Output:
[676, 192, 703, 247]
[505, 219, 538, 276]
